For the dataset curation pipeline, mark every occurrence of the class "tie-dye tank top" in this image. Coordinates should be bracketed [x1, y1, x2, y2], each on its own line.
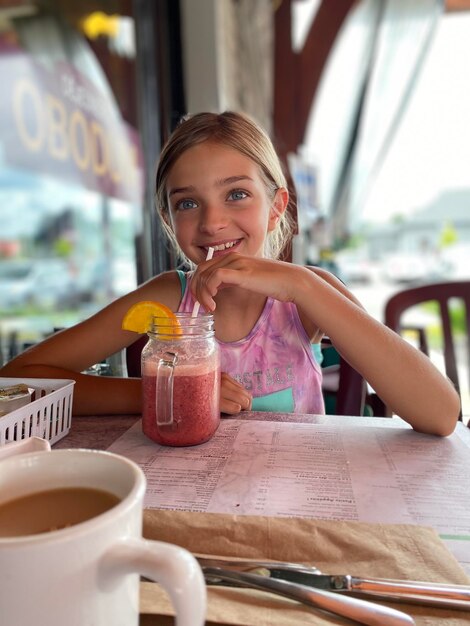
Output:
[177, 272, 325, 414]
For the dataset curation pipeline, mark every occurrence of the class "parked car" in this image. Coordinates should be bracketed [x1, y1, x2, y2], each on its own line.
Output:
[335, 249, 375, 285]
[440, 244, 470, 280]
[0, 259, 77, 310]
[381, 252, 452, 284]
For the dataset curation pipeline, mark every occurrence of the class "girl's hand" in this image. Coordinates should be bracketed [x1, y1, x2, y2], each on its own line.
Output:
[192, 253, 296, 310]
[220, 372, 252, 414]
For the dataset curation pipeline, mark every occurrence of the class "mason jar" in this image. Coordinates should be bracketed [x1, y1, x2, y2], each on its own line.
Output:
[141, 313, 220, 446]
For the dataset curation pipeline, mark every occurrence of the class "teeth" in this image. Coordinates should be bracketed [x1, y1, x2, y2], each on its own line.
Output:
[211, 241, 237, 252]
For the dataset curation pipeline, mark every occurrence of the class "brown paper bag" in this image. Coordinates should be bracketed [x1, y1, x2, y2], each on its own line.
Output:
[140, 509, 470, 625]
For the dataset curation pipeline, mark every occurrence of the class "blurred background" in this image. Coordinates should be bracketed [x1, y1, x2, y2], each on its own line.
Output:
[0, 0, 469, 410]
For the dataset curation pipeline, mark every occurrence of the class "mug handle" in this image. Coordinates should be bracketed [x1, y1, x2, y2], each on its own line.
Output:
[0, 436, 51, 460]
[100, 537, 206, 626]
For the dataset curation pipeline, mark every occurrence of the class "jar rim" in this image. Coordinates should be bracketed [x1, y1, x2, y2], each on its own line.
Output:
[148, 312, 215, 337]
[151, 312, 214, 319]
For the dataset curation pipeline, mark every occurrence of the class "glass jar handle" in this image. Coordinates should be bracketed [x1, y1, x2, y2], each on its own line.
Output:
[156, 351, 178, 426]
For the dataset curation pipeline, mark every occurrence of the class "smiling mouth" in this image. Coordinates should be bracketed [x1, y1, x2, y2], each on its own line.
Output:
[203, 240, 241, 253]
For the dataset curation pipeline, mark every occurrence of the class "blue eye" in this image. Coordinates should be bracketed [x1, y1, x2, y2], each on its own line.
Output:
[176, 199, 198, 210]
[229, 190, 248, 201]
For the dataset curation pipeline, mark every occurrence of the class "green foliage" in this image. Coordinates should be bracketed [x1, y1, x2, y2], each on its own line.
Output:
[420, 300, 466, 347]
[439, 221, 458, 249]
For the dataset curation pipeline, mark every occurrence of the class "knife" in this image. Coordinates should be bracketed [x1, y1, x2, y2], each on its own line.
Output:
[203, 567, 415, 626]
[196, 557, 470, 610]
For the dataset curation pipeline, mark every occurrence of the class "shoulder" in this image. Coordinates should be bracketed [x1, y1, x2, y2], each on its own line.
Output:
[140, 269, 181, 288]
[304, 265, 364, 308]
[305, 265, 342, 286]
[131, 270, 183, 310]
[294, 265, 364, 340]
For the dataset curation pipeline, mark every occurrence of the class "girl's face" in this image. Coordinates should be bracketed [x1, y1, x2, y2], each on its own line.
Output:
[165, 141, 287, 264]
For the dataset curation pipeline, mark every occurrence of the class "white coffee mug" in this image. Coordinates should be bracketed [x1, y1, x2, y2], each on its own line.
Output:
[0, 438, 206, 626]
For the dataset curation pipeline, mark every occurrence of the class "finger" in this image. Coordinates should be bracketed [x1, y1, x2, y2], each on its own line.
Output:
[220, 398, 244, 415]
[221, 372, 251, 397]
[190, 267, 219, 311]
[221, 389, 251, 411]
[220, 395, 252, 414]
[191, 254, 246, 309]
[193, 267, 246, 310]
[221, 371, 245, 389]
[221, 373, 252, 411]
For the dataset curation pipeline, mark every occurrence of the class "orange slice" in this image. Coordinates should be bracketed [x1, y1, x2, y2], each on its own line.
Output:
[122, 301, 181, 335]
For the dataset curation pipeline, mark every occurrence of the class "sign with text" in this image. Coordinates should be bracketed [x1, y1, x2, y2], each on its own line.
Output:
[1, 49, 143, 203]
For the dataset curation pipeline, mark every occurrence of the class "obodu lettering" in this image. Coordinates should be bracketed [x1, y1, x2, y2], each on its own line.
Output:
[12, 73, 139, 189]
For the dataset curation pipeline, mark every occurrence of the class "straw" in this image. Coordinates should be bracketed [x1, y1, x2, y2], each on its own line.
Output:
[191, 247, 214, 317]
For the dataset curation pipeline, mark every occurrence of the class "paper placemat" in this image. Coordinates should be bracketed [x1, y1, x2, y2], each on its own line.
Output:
[140, 510, 470, 625]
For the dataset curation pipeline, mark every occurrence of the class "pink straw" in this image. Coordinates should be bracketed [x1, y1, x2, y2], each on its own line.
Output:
[191, 247, 214, 317]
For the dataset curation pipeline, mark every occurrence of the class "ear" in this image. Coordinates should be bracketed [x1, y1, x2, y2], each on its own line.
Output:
[268, 187, 289, 232]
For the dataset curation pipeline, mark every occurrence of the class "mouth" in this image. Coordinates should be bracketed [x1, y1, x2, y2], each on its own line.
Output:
[201, 239, 241, 255]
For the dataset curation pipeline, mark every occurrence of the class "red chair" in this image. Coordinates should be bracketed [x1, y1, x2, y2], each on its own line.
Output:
[126, 336, 147, 378]
[384, 281, 470, 421]
[320, 338, 367, 416]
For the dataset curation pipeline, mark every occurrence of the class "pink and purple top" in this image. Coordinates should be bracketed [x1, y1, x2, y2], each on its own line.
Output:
[177, 271, 324, 414]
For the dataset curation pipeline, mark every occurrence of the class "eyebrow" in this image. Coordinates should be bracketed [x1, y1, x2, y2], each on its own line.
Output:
[168, 185, 195, 198]
[168, 175, 253, 198]
[217, 175, 253, 186]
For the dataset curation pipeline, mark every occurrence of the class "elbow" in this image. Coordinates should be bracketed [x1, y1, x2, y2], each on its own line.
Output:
[413, 389, 461, 437]
[0, 358, 43, 380]
[442, 387, 463, 435]
[0, 361, 20, 378]
[441, 409, 462, 437]
[420, 420, 457, 438]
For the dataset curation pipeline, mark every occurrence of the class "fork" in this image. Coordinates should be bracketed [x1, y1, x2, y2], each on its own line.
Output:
[203, 567, 415, 626]
[196, 555, 470, 610]
[196, 555, 320, 574]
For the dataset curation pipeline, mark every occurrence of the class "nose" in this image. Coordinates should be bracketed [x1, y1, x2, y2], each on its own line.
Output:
[198, 202, 228, 234]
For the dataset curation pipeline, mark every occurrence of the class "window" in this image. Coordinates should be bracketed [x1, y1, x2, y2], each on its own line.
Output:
[0, 3, 141, 364]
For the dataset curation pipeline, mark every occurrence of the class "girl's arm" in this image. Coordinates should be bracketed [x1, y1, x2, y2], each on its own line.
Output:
[297, 266, 460, 436]
[0, 272, 182, 415]
[191, 254, 460, 436]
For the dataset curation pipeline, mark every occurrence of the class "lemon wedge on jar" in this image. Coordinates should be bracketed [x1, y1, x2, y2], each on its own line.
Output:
[122, 301, 181, 335]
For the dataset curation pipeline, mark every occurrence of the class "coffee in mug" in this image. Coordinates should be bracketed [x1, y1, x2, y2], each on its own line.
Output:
[0, 486, 120, 537]
[0, 438, 206, 626]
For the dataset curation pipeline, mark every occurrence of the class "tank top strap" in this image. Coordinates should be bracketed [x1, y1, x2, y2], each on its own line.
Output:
[176, 269, 187, 298]
[177, 271, 198, 313]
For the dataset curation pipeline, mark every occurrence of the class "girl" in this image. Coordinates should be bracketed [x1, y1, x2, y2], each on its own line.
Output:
[0, 112, 460, 435]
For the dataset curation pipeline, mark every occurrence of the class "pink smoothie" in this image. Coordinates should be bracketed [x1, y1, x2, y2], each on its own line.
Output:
[142, 368, 220, 446]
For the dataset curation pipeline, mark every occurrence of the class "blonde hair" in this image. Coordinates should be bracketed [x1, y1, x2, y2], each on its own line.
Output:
[155, 111, 294, 261]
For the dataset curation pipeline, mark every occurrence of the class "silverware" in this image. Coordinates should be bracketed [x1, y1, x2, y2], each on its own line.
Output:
[197, 556, 470, 610]
[197, 556, 321, 574]
[203, 567, 415, 626]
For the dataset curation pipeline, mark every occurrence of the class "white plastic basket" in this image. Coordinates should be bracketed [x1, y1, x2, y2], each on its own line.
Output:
[0, 378, 75, 446]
